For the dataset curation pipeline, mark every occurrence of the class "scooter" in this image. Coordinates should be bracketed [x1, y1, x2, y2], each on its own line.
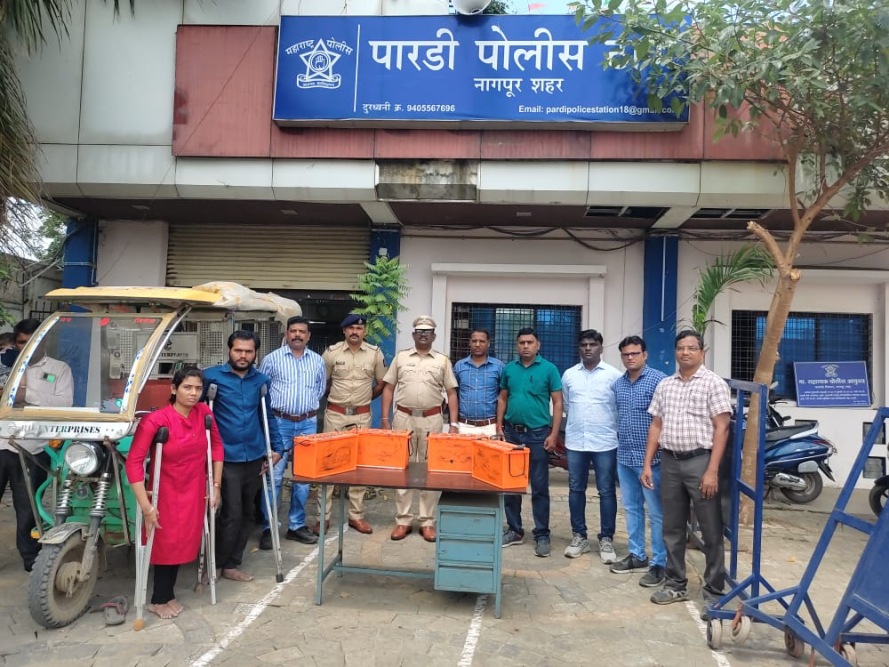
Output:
[763, 399, 836, 504]
[869, 475, 888, 517]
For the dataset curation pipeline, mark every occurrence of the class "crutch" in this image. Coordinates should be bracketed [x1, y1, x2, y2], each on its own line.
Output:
[259, 384, 284, 582]
[195, 385, 218, 603]
[133, 426, 169, 631]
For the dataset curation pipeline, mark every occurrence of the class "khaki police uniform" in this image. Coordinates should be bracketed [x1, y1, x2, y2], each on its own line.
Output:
[383, 347, 458, 527]
[320, 340, 386, 522]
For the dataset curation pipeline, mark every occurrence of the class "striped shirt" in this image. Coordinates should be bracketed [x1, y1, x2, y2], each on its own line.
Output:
[562, 360, 622, 452]
[258, 346, 326, 416]
[613, 365, 667, 467]
[454, 355, 504, 420]
[647, 365, 732, 453]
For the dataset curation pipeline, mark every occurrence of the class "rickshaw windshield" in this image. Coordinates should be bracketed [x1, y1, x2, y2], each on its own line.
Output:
[2, 313, 169, 416]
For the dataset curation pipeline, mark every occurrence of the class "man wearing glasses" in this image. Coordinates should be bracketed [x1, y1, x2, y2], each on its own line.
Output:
[381, 316, 459, 542]
[642, 330, 731, 605]
[610, 335, 667, 586]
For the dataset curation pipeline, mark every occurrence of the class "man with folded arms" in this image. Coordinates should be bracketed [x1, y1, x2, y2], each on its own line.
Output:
[381, 316, 458, 543]
[454, 328, 503, 437]
[642, 330, 731, 605]
[258, 316, 325, 548]
[314, 313, 386, 535]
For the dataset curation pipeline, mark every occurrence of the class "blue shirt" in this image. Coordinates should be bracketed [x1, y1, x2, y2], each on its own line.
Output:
[454, 355, 504, 420]
[258, 346, 326, 416]
[202, 364, 286, 461]
[562, 360, 622, 452]
[613, 365, 667, 467]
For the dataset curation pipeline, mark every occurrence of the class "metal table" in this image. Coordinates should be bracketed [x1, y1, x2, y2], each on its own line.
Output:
[294, 462, 514, 618]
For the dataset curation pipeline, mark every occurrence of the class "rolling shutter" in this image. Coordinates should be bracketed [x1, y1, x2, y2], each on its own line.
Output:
[166, 224, 369, 290]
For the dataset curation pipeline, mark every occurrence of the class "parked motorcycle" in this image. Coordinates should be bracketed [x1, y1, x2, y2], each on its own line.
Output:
[869, 475, 888, 517]
[763, 399, 837, 504]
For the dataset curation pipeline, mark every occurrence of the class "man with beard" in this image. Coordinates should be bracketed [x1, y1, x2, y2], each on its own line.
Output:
[258, 316, 326, 548]
[203, 331, 285, 581]
[313, 313, 386, 535]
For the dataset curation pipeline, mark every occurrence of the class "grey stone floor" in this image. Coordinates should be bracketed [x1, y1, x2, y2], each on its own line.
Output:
[1, 473, 887, 667]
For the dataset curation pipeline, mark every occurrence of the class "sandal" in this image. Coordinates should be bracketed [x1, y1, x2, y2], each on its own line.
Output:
[99, 595, 129, 626]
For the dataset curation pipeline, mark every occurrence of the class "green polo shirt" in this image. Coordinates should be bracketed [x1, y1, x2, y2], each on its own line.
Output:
[500, 355, 562, 429]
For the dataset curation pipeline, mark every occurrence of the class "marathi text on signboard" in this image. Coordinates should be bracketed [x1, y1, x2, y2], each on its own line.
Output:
[794, 361, 871, 408]
[273, 15, 689, 130]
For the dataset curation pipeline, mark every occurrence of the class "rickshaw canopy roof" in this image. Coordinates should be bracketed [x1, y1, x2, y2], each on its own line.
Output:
[45, 282, 302, 321]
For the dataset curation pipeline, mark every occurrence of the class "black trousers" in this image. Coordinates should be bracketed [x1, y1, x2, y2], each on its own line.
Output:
[216, 458, 263, 570]
[0, 450, 39, 567]
[151, 564, 179, 604]
[660, 452, 726, 594]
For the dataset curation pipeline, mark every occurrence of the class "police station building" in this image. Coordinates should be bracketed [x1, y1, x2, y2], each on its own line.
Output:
[16, 0, 889, 487]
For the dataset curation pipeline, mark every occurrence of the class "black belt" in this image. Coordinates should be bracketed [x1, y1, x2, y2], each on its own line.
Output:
[460, 417, 497, 427]
[504, 422, 548, 434]
[663, 448, 710, 460]
[273, 409, 318, 423]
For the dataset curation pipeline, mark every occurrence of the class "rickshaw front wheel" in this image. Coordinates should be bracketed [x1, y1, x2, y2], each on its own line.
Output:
[28, 533, 98, 629]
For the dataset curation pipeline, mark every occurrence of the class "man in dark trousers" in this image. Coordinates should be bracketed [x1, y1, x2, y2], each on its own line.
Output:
[204, 330, 286, 581]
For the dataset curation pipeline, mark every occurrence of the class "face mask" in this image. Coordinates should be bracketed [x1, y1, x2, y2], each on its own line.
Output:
[1, 347, 18, 367]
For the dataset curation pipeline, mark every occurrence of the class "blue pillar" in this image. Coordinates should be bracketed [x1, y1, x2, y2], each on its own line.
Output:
[369, 227, 402, 427]
[61, 217, 98, 288]
[643, 236, 678, 376]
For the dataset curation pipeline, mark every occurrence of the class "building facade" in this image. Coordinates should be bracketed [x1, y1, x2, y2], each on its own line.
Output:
[15, 0, 889, 486]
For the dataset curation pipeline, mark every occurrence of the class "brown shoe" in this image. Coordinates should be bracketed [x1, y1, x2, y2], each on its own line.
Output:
[348, 518, 373, 534]
[312, 521, 333, 536]
[420, 526, 436, 542]
[390, 524, 412, 541]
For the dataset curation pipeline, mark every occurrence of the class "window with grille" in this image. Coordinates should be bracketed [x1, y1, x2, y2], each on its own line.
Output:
[450, 303, 582, 374]
[731, 310, 872, 400]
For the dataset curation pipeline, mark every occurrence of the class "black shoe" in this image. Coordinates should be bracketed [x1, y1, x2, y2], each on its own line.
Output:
[610, 554, 649, 574]
[259, 529, 273, 551]
[23, 559, 35, 573]
[286, 526, 318, 544]
[639, 565, 666, 587]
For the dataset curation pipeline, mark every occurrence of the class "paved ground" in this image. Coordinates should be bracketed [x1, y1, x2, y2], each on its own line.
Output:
[1, 472, 887, 667]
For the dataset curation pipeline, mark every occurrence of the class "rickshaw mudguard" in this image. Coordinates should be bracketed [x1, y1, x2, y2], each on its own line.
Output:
[39, 522, 88, 545]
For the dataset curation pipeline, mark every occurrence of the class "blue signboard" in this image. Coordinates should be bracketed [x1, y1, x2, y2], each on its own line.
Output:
[273, 15, 689, 129]
[794, 361, 871, 408]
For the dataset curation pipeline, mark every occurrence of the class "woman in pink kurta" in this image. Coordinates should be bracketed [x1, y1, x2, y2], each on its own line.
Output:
[126, 367, 223, 620]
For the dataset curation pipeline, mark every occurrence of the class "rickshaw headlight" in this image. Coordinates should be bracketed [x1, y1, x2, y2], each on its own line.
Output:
[64, 441, 104, 476]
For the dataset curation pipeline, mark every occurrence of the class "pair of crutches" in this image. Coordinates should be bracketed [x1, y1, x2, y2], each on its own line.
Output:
[195, 385, 218, 603]
[260, 384, 285, 583]
[133, 426, 169, 631]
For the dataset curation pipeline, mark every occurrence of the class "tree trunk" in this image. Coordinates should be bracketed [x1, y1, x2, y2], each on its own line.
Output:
[738, 269, 801, 525]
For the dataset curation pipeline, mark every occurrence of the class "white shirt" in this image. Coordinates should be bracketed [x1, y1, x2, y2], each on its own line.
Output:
[562, 360, 621, 452]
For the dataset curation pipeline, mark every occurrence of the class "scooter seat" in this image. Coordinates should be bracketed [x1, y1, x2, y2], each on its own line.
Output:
[765, 420, 818, 445]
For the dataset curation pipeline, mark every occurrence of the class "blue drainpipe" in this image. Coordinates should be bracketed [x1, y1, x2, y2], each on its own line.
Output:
[642, 236, 678, 376]
[61, 217, 98, 288]
[368, 227, 401, 427]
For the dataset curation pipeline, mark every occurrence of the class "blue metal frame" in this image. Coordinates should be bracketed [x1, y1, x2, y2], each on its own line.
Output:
[697, 381, 793, 631]
[701, 383, 889, 665]
[780, 408, 889, 665]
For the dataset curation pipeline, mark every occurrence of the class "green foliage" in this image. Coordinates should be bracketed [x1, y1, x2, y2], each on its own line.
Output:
[37, 209, 67, 262]
[690, 246, 774, 334]
[572, 0, 889, 222]
[349, 255, 411, 346]
[484, 1, 513, 14]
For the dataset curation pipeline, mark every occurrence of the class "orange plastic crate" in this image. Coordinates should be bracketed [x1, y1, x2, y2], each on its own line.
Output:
[427, 432, 479, 473]
[292, 431, 358, 479]
[356, 429, 411, 469]
[471, 439, 530, 490]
